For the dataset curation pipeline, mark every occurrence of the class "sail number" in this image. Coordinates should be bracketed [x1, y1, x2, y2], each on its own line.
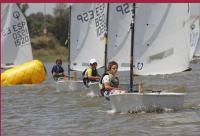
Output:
[12, 21, 30, 47]
[2, 27, 12, 37]
[116, 3, 131, 15]
[2, 21, 30, 47]
[76, 3, 106, 37]
[13, 31, 30, 47]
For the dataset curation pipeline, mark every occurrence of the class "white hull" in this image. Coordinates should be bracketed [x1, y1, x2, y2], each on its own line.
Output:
[55, 80, 100, 95]
[1, 65, 15, 70]
[109, 92, 186, 113]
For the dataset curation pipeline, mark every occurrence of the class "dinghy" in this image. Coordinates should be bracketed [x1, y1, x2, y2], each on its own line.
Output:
[110, 92, 185, 113]
[107, 3, 188, 113]
[55, 4, 107, 95]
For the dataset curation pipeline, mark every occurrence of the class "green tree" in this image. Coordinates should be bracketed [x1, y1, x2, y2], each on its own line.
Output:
[53, 4, 70, 46]
[27, 12, 55, 38]
[27, 12, 45, 37]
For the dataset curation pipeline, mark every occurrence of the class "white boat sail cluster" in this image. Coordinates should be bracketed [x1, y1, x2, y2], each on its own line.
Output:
[57, 3, 199, 112]
[108, 3, 199, 75]
[1, 4, 33, 69]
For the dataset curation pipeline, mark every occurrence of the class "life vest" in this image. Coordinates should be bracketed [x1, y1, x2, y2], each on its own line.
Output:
[99, 72, 119, 96]
[82, 67, 98, 77]
[51, 64, 64, 81]
[82, 67, 98, 87]
[51, 64, 64, 74]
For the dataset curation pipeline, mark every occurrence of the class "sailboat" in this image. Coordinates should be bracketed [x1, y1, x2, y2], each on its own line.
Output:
[107, 3, 188, 113]
[56, 3, 107, 95]
[1, 4, 46, 86]
[1, 3, 33, 69]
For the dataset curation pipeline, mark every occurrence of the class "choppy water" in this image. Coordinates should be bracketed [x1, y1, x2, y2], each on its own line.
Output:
[2, 62, 200, 136]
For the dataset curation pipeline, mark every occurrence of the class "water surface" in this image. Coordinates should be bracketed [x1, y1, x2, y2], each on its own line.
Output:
[2, 62, 200, 136]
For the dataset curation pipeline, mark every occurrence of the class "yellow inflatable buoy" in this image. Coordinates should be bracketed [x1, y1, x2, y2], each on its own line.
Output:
[1, 60, 46, 86]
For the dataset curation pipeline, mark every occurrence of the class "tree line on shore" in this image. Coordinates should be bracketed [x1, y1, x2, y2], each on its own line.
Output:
[18, 3, 70, 61]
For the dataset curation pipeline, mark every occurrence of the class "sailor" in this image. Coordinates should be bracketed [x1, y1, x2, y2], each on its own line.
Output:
[51, 59, 66, 81]
[99, 61, 126, 99]
[82, 58, 101, 87]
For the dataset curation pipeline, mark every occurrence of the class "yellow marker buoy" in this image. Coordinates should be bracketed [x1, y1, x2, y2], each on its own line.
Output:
[1, 60, 46, 86]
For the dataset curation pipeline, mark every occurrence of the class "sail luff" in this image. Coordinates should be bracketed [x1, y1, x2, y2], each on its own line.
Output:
[68, 5, 71, 77]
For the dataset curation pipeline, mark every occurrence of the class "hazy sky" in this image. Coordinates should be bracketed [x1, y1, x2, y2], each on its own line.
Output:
[26, 3, 56, 16]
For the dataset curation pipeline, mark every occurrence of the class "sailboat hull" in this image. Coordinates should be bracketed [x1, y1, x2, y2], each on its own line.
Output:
[109, 92, 185, 113]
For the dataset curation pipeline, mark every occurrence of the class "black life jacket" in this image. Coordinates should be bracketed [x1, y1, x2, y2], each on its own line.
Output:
[99, 72, 119, 96]
[82, 68, 98, 87]
[82, 68, 98, 77]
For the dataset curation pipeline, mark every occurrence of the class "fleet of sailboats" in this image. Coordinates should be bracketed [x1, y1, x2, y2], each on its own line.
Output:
[56, 3, 200, 112]
[3, 3, 200, 113]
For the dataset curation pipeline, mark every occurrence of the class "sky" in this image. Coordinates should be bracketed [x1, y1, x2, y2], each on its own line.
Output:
[26, 3, 56, 16]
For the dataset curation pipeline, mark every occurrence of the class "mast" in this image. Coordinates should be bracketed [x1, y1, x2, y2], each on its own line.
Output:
[43, 3, 47, 35]
[130, 3, 136, 92]
[67, 5, 71, 78]
[104, 3, 109, 73]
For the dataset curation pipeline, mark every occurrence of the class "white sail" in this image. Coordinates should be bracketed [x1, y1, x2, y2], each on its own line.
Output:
[194, 37, 200, 57]
[1, 3, 33, 69]
[107, 3, 131, 71]
[190, 3, 200, 17]
[70, 3, 107, 71]
[189, 17, 200, 59]
[190, 3, 200, 57]
[108, 3, 191, 75]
